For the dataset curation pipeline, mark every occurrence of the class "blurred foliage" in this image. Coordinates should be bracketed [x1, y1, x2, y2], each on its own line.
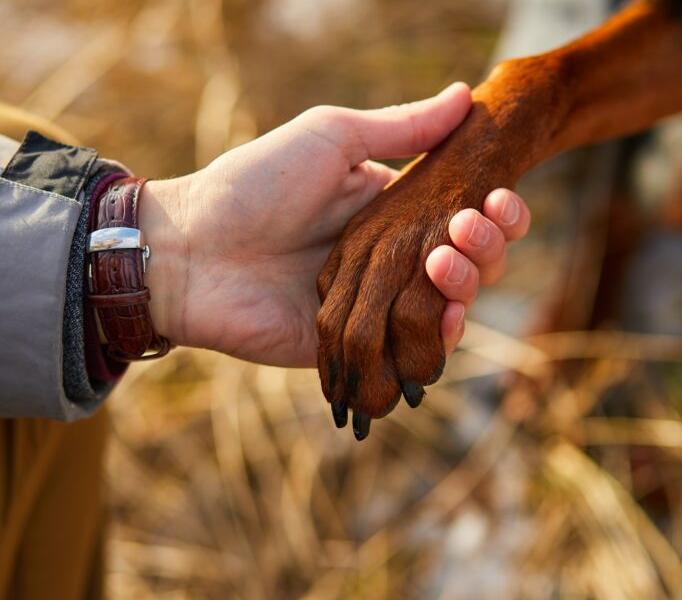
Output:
[0, 0, 500, 175]
[0, 0, 680, 598]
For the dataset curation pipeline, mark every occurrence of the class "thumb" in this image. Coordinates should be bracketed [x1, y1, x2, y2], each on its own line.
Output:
[345, 81, 472, 162]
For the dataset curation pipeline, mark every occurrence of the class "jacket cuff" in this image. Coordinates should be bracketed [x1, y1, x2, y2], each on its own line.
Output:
[0, 131, 127, 419]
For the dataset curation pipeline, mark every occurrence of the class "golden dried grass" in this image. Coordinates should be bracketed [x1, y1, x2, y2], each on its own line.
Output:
[0, 1, 679, 598]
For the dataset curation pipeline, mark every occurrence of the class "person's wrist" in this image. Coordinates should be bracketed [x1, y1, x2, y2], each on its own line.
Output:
[138, 176, 190, 347]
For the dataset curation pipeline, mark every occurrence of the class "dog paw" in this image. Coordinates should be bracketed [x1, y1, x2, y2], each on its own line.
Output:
[316, 90, 531, 439]
[316, 161, 469, 440]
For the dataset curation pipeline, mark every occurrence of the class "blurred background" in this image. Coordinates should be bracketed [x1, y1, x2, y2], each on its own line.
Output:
[1, 0, 680, 598]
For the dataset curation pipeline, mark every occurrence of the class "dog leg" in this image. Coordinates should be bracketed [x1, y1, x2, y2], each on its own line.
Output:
[316, 0, 682, 436]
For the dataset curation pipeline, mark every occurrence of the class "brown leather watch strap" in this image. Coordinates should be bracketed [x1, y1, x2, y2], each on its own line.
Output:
[87, 176, 171, 361]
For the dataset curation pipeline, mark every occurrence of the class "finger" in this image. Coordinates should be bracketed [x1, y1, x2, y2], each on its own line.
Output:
[441, 301, 466, 355]
[482, 188, 531, 241]
[425, 245, 480, 307]
[340, 160, 401, 204]
[315, 161, 398, 247]
[448, 209, 507, 285]
[343, 82, 472, 162]
[320, 162, 400, 238]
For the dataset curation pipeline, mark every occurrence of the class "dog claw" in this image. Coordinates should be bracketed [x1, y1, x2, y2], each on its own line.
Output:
[330, 400, 348, 428]
[402, 381, 425, 408]
[352, 411, 371, 441]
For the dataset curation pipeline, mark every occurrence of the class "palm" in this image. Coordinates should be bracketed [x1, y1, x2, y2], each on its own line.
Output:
[180, 122, 370, 366]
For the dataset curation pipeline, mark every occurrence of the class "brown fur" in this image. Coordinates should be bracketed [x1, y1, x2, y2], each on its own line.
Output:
[316, 0, 682, 424]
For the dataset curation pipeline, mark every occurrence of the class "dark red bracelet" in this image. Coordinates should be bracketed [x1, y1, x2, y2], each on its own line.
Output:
[86, 176, 172, 362]
[84, 172, 130, 380]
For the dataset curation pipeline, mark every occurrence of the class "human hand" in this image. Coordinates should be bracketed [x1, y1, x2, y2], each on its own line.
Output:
[138, 83, 529, 377]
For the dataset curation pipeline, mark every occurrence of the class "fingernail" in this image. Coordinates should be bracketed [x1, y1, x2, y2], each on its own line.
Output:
[500, 193, 520, 225]
[402, 381, 425, 408]
[352, 411, 371, 441]
[467, 214, 490, 247]
[331, 400, 348, 428]
[445, 252, 469, 284]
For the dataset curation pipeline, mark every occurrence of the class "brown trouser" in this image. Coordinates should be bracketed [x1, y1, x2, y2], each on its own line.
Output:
[0, 104, 107, 600]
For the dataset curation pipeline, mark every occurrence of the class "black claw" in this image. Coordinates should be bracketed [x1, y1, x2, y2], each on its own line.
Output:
[402, 381, 425, 408]
[331, 400, 348, 428]
[352, 411, 371, 441]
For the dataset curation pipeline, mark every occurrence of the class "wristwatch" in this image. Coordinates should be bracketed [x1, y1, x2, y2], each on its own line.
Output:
[86, 176, 171, 361]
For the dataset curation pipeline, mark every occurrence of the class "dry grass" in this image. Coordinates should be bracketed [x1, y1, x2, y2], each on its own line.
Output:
[103, 327, 681, 599]
[0, 0, 680, 598]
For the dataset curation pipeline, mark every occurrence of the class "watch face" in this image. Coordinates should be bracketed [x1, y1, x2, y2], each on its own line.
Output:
[87, 227, 144, 254]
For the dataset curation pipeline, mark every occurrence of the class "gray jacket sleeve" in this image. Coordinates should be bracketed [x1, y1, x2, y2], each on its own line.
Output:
[0, 133, 126, 419]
